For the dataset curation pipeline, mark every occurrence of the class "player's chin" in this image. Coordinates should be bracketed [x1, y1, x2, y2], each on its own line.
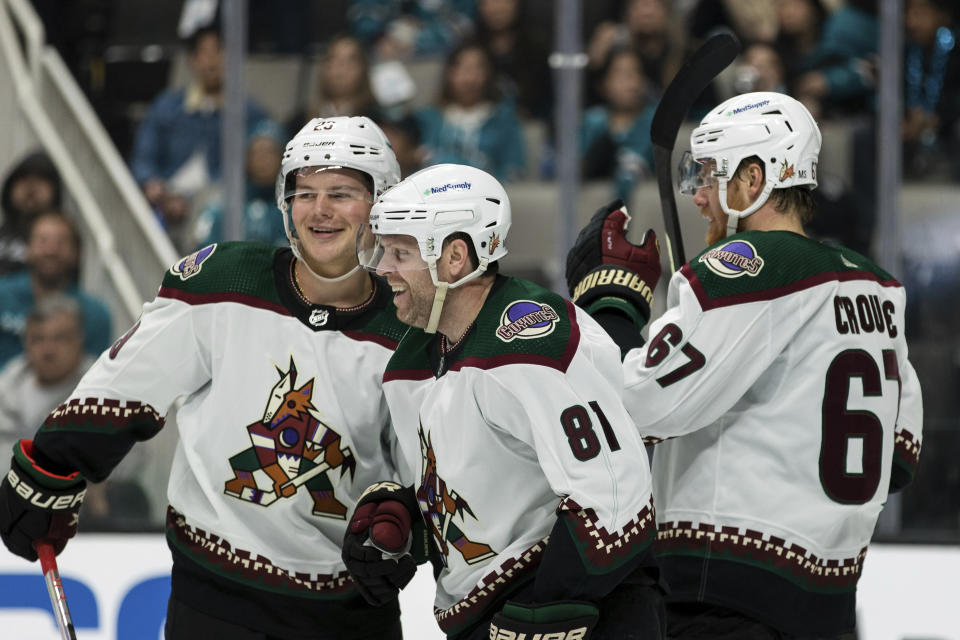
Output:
[705, 225, 724, 246]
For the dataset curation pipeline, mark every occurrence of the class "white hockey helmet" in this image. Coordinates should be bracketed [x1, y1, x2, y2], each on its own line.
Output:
[358, 163, 511, 332]
[276, 116, 400, 281]
[680, 91, 821, 237]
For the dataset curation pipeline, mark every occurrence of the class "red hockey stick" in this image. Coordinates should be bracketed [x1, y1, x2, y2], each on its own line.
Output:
[36, 541, 78, 640]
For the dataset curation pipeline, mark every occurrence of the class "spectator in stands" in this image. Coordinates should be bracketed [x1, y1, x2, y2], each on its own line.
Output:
[775, 0, 878, 118]
[191, 120, 287, 249]
[0, 295, 94, 457]
[587, 0, 686, 100]
[348, 0, 475, 60]
[581, 46, 657, 206]
[0, 151, 62, 276]
[380, 115, 427, 178]
[0, 293, 151, 530]
[474, 0, 553, 122]
[0, 212, 111, 368]
[129, 24, 270, 235]
[732, 42, 788, 94]
[285, 34, 382, 137]
[688, 0, 778, 49]
[903, 0, 959, 180]
[416, 41, 526, 182]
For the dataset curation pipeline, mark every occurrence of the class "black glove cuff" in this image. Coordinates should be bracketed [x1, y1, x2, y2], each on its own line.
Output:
[13, 440, 83, 490]
[571, 265, 654, 327]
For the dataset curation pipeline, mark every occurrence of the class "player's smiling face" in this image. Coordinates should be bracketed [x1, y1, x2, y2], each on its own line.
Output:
[376, 234, 435, 328]
[290, 168, 373, 277]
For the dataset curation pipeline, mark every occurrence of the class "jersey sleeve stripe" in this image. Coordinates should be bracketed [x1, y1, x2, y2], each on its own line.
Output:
[680, 265, 903, 311]
[383, 368, 434, 382]
[158, 286, 291, 315]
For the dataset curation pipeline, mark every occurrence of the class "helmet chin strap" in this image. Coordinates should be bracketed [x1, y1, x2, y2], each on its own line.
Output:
[718, 179, 774, 237]
[423, 258, 489, 334]
[425, 282, 449, 334]
[290, 241, 362, 283]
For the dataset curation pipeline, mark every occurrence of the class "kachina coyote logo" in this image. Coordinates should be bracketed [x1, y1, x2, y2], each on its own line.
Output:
[224, 358, 356, 519]
[416, 425, 496, 567]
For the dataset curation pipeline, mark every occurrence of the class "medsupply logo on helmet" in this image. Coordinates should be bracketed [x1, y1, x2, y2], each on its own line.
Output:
[699, 240, 765, 278]
[423, 181, 472, 196]
[726, 98, 770, 116]
[496, 300, 560, 341]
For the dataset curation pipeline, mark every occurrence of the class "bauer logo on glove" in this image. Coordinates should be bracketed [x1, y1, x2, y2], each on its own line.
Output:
[6, 467, 86, 510]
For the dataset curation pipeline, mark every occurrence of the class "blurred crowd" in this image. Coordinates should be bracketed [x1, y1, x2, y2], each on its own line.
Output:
[25, 0, 960, 255]
[1, 0, 957, 534]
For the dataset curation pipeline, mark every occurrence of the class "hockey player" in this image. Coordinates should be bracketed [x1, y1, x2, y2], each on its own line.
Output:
[342, 164, 665, 640]
[566, 91, 924, 638]
[0, 116, 413, 639]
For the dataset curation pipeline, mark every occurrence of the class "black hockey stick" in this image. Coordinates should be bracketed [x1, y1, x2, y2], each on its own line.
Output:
[651, 32, 741, 273]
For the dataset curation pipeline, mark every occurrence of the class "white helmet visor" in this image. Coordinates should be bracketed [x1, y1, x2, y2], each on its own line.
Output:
[357, 225, 430, 274]
[677, 151, 719, 195]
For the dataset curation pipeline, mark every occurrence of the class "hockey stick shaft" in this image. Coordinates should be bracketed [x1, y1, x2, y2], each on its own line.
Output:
[651, 32, 741, 273]
[36, 541, 78, 640]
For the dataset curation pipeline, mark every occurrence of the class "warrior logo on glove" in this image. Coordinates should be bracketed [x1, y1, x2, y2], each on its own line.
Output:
[224, 358, 356, 518]
[416, 426, 496, 566]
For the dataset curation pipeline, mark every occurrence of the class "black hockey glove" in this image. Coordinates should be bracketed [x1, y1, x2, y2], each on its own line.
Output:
[0, 440, 86, 562]
[342, 481, 426, 606]
[490, 600, 600, 640]
[566, 200, 661, 329]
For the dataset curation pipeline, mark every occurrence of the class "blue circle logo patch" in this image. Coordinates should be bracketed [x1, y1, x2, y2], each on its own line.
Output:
[698, 240, 764, 278]
[496, 300, 559, 342]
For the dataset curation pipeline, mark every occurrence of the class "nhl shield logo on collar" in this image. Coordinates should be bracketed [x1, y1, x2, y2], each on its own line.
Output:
[170, 244, 217, 280]
[698, 240, 764, 278]
[309, 309, 330, 327]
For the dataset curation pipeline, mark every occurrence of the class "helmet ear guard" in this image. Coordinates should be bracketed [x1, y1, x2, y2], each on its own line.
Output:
[688, 92, 822, 235]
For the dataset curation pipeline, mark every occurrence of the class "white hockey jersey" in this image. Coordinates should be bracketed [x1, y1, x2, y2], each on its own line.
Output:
[382, 276, 658, 637]
[620, 231, 923, 634]
[33, 243, 411, 636]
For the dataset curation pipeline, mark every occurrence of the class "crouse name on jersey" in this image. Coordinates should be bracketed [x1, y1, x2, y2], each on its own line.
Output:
[833, 294, 897, 337]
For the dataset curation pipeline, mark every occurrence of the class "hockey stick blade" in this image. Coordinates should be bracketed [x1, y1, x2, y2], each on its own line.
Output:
[651, 32, 741, 272]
